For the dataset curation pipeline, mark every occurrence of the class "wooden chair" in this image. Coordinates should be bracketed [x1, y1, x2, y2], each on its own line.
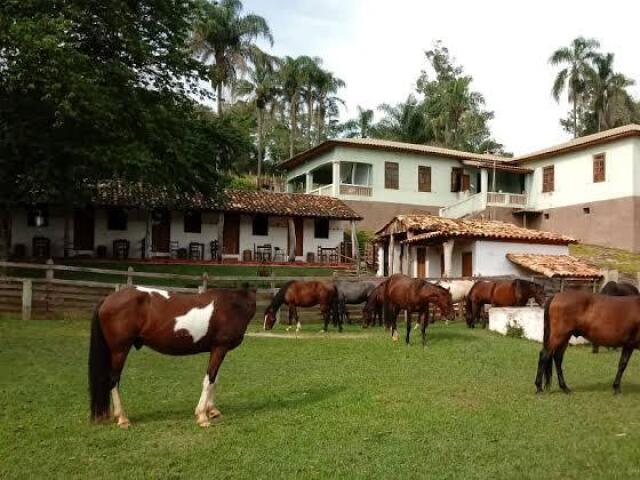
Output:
[209, 240, 219, 261]
[113, 239, 130, 260]
[189, 242, 204, 261]
[169, 241, 180, 259]
[32, 237, 50, 259]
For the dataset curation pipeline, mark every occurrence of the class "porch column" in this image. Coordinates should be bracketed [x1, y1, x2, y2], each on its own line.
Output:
[388, 234, 395, 275]
[287, 217, 296, 262]
[480, 169, 489, 193]
[217, 212, 225, 258]
[305, 171, 313, 193]
[350, 219, 359, 270]
[393, 241, 401, 274]
[145, 211, 153, 259]
[331, 160, 340, 197]
[442, 239, 455, 278]
[376, 244, 384, 277]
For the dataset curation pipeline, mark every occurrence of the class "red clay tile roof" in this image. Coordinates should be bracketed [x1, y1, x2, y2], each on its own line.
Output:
[221, 190, 361, 220]
[93, 182, 360, 220]
[507, 254, 602, 278]
[377, 214, 575, 245]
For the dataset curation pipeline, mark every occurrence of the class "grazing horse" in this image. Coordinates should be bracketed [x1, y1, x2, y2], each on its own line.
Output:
[89, 286, 257, 428]
[466, 279, 545, 328]
[263, 280, 340, 332]
[535, 291, 640, 394]
[362, 282, 386, 328]
[592, 281, 639, 353]
[383, 274, 454, 346]
[336, 279, 385, 324]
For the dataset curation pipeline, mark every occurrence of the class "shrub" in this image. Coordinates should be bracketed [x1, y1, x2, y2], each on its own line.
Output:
[506, 321, 524, 339]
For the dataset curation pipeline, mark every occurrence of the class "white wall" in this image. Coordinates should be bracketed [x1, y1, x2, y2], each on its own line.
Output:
[94, 208, 147, 258]
[526, 138, 636, 210]
[473, 241, 568, 277]
[489, 307, 586, 345]
[11, 207, 67, 257]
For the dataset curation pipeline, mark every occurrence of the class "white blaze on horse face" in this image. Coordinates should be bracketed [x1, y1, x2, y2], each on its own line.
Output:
[135, 286, 170, 299]
[174, 302, 214, 343]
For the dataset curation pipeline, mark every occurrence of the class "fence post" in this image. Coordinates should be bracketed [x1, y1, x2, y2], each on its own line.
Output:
[45, 259, 54, 281]
[201, 272, 208, 291]
[22, 279, 32, 320]
[127, 266, 134, 286]
[270, 272, 275, 291]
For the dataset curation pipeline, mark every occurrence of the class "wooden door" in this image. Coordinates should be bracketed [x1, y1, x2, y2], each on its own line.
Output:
[461, 174, 471, 192]
[294, 218, 304, 256]
[222, 213, 240, 255]
[417, 248, 426, 278]
[73, 207, 95, 250]
[462, 252, 473, 277]
[152, 209, 171, 253]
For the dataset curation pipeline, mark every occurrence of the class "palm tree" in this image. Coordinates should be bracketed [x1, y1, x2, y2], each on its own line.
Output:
[278, 56, 305, 158]
[234, 52, 279, 175]
[374, 96, 429, 144]
[298, 57, 324, 147]
[549, 37, 601, 137]
[313, 70, 345, 144]
[589, 53, 635, 132]
[191, 0, 273, 114]
[341, 106, 374, 138]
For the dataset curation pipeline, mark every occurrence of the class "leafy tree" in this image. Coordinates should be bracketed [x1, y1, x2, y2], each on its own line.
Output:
[191, 0, 273, 114]
[373, 96, 430, 144]
[549, 37, 601, 137]
[339, 107, 375, 138]
[0, 0, 250, 258]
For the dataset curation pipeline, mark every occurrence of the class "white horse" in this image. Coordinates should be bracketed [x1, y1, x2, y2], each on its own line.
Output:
[415, 279, 474, 327]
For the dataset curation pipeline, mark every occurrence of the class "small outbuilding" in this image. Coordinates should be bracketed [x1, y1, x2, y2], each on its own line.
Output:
[375, 214, 577, 278]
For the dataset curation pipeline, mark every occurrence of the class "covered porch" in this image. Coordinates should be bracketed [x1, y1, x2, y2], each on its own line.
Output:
[287, 160, 373, 199]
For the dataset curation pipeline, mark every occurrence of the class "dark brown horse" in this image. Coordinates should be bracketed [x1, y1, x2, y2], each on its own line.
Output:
[593, 281, 639, 353]
[362, 282, 386, 328]
[383, 274, 454, 346]
[89, 286, 257, 428]
[263, 280, 340, 332]
[466, 279, 545, 328]
[535, 291, 640, 394]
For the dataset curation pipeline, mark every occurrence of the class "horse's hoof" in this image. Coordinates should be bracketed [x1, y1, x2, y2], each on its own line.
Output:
[117, 417, 131, 429]
[198, 420, 211, 428]
[614, 388, 622, 395]
[561, 387, 572, 395]
[207, 408, 221, 419]
[535, 388, 544, 395]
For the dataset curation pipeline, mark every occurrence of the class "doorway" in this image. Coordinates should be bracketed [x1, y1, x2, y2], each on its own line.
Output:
[152, 209, 171, 253]
[462, 252, 473, 277]
[222, 213, 240, 255]
[73, 207, 95, 251]
[417, 247, 426, 278]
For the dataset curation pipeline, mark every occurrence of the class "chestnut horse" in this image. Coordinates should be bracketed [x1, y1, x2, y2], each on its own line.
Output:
[89, 286, 256, 428]
[592, 281, 639, 353]
[535, 291, 640, 394]
[466, 279, 545, 328]
[263, 280, 340, 332]
[383, 274, 454, 346]
[362, 282, 386, 328]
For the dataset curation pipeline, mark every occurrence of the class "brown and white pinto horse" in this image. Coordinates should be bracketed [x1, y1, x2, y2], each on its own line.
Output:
[383, 274, 454, 346]
[89, 286, 256, 428]
[536, 291, 640, 394]
[263, 280, 340, 332]
[466, 279, 545, 328]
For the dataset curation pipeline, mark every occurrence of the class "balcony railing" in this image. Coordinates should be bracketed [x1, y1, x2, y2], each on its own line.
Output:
[308, 183, 372, 197]
[440, 191, 528, 218]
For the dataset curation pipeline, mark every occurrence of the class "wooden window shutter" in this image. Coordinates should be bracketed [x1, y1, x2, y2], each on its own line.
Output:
[461, 174, 471, 191]
[542, 166, 554, 193]
[593, 154, 605, 183]
[451, 167, 462, 192]
[385, 162, 399, 189]
[418, 166, 431, 192]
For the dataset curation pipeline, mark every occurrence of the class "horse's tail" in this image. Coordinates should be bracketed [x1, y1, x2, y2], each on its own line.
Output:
[88, 301, 111, 421]
[543, 295, 554, 387]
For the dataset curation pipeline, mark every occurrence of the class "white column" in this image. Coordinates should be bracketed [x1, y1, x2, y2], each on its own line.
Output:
[217, 213, 225, 258]
[350, 220, 359, 268]
[332, 161, 340, 197]
[288, 217, 296, 261]
[442, 239, 455, 278]
[305, 171, 313, 193]
[145, 211, 153, 259]
[388, 235, 395, 275]
[376, 244, 384, 277]
[480, 169, 489, 193]
[393, 242, 401, 274]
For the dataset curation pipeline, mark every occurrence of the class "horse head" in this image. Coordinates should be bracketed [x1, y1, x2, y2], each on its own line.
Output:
[427, 283, 455, 320]
[516, 279, 545, 306]
[263, 307, 277, 330]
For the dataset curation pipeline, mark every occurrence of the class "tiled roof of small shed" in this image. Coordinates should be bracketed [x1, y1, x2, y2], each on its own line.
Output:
[377, 214, 575, 245]
[506, 254, 603, 278]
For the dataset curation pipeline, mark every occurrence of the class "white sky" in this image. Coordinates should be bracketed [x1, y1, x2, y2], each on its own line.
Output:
[243, 0, 640, 155]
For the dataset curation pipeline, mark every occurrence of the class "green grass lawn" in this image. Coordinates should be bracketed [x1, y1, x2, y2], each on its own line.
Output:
[2, 319, 640, 479]
[570, 243, 640, 279]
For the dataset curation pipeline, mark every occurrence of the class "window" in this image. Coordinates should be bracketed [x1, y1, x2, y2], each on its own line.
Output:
[544, 213, 550, 220]
[27, 206, 48, 227]
[542, 166, 554, 193]
[583, 207, 591, 215]
[107, 208, 128, 231]
[451, 167, 463, 192]
[184, 210, 202, 233]
[314, 218, 329, 239]
[252, 214, 269, 236]
[418, 166, 431, 192]
[385, 162, 399, 189]
[593, 154, 606, 183]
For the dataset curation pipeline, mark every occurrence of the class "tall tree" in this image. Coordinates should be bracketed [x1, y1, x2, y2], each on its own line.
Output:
[279, 56, 306, 158]
[0, 0, 250, 258]
[589, 53, 635, 132]
[191, 0, 273, 114]
[340, 107, 375, 138]
[373, 96, 429, 144]
[549, 37, 601, 137]
[313, 70, 345, 144]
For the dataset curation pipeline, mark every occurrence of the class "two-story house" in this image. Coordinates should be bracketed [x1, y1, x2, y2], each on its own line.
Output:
[283, 124, 640, 252]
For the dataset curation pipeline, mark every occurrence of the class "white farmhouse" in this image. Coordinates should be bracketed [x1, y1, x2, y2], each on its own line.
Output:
[283, 124, 640, 252]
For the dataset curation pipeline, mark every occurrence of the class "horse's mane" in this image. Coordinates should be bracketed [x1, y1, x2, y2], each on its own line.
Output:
[266, 280, 296, 314]
[422, 280, 450, 295]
